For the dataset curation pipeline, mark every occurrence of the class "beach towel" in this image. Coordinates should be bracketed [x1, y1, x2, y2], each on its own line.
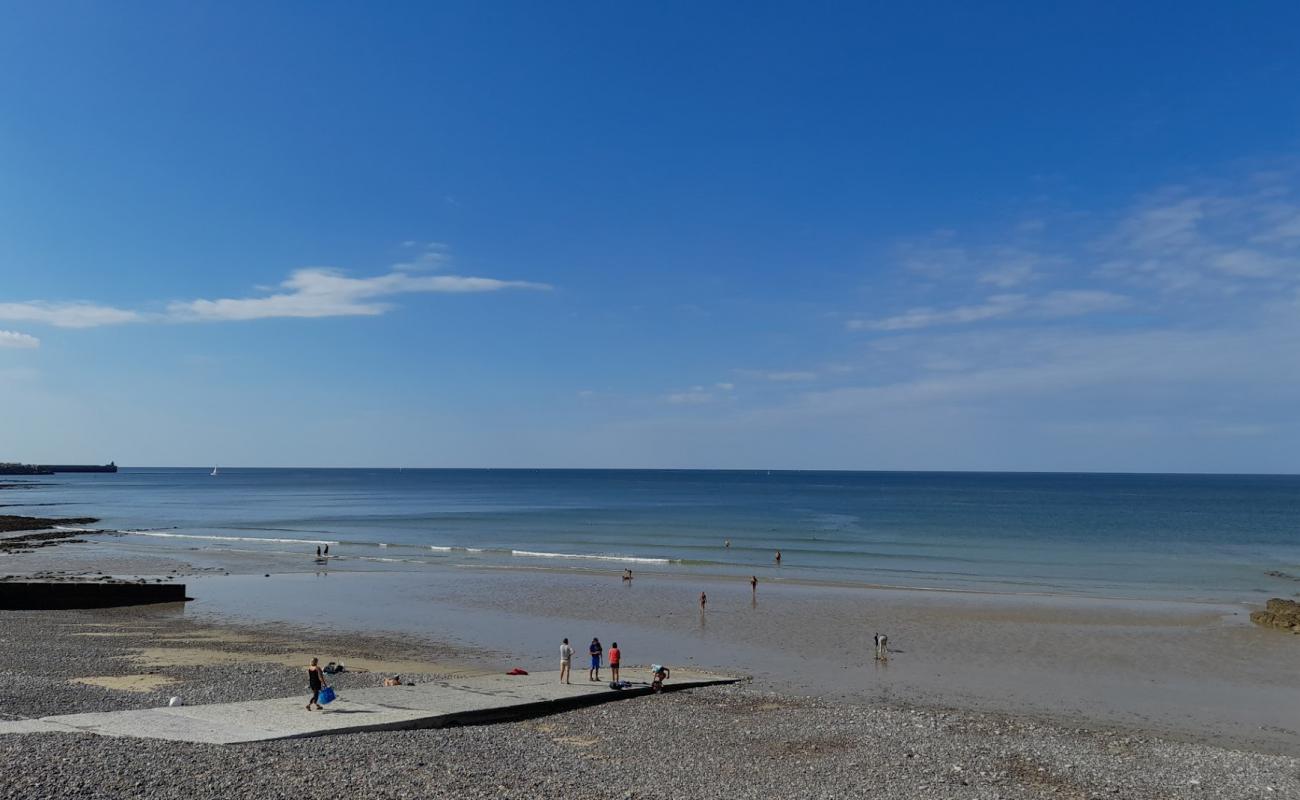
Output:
[318, 687, 336, 705]
[506, 668, 529, 676]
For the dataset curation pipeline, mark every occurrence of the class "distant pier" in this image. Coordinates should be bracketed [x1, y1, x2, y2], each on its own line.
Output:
[0, 462, 118, 475]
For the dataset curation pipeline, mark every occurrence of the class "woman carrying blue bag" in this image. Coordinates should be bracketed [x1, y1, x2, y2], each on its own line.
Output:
[306, 657, 331, 711]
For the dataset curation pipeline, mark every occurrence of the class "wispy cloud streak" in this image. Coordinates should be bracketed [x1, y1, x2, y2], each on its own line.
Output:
[168, 268, 550, 322]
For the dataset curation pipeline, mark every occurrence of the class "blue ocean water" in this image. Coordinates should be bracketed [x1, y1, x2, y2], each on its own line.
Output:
[4, 468, 1298, 601]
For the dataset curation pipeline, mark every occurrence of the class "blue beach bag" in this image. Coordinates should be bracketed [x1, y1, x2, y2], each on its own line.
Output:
[318, 686, 336, 705]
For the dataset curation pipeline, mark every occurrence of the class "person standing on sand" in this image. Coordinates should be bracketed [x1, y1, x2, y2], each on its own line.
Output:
[609, 642, 621, 682]
[750, 575, 757, 593]
[559, 638, 573, 684]
[316, 545, 321, 558]
[700, 591, 707, 611]
[589, 637, 603, 681]
[775, 550, 781, 564]
[874, 632, 889, 661]
[306, 657, 328, 711]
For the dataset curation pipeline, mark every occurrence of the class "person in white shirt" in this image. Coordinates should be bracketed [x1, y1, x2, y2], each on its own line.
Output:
[559, 638, 574, 684]
[874, 632, 888, 661]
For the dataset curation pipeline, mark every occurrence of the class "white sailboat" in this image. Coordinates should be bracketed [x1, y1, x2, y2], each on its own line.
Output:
[210, 467, 219, 477]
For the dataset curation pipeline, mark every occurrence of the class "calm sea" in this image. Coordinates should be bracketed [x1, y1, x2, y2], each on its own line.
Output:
[5, 468, 1298, 602]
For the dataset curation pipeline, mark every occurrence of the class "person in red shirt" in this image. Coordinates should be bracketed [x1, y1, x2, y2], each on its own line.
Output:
[608, 642, 621, 682]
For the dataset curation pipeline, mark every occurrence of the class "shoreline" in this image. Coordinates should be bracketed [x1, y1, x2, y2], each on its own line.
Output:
[12, 527, 1288, 608]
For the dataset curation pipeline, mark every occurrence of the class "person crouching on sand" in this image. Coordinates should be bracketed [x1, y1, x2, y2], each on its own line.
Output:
[589, 637, 603, 681]
[306, 657, 328, 711]
[651, 664, 670, 692]
[559, 638, 573, 684]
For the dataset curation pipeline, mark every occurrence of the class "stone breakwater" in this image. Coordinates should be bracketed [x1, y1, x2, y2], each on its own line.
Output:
[1251, 598, 1300, 633]
[0, 514, 100, 535]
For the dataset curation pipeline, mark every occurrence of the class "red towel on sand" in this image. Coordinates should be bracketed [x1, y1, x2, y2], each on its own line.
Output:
[506, 668, 529, 675]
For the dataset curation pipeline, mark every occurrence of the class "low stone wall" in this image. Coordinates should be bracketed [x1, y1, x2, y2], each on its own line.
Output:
[0, 581, 188, 610]
[1250, 598, 1300, 633]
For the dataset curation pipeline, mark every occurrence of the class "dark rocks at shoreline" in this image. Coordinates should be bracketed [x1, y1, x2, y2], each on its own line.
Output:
[1250, 598, 1300, 633]
[0, 515, 100, 535]
[0, 516, 103, 555]
[0, 517, 103, 555]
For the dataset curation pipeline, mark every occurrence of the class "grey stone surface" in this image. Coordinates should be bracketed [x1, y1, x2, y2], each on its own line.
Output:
[0, 670, 736, 744]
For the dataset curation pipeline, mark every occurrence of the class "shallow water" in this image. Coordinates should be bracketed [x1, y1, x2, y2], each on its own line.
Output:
[4, 467, 1299, 601]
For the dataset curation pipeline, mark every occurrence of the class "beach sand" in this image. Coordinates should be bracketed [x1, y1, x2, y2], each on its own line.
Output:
[166, 563, 1300, 755]
[0, 605, 1296, 799]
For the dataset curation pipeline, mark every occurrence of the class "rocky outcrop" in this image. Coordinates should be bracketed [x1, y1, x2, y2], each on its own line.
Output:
[1250, 598, 1300, 633]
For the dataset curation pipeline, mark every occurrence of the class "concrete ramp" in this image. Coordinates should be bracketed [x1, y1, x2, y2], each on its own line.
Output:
[0, 669, 739, 745]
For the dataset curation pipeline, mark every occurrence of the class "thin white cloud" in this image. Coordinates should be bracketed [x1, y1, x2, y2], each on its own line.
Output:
[392, 242, 450, 272]
[1, 247, 550, 330]
[169, 268, 550, 322]
[666, 390, 716, 405]
[1033, 289, 1131, 317]
[0, 330, 40, 348]
[848, 294, 1027, 331]
[849, 289, 1130, 333]
[0, 302, 142, 329]
[1098, 181, 1300, 293]
[761, 371, 818, 382]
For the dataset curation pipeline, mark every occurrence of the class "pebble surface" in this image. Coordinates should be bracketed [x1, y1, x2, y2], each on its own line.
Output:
[1, 609, 1296, 799]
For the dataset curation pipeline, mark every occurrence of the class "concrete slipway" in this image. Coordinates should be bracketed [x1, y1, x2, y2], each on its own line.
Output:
[0, 669, 741, 745]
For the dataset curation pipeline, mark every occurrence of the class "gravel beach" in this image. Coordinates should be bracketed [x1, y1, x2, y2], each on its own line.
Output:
[1, 607, 1297, 799]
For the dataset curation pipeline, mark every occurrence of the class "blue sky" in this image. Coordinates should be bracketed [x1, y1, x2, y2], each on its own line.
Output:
[2, 2, 1300, 470]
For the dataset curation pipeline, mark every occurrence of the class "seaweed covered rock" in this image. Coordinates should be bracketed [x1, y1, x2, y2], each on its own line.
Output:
[1250, 598, 1300, 632]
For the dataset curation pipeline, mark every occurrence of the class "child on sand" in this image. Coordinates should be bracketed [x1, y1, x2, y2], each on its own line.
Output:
[560, 638, 573, 684]
[609, 642, 621, 682]
[589, 637, 603, 682]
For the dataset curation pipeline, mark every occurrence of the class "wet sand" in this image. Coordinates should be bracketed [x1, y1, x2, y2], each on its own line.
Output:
[170, 564, 1299, 754]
